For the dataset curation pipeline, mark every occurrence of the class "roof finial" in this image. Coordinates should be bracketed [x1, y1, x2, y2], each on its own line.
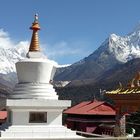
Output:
[34, 13, 38, 22]
[28, 14, 40, 52]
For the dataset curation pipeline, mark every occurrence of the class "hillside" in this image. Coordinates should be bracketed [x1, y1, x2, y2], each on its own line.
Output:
[56, 58, 140, 105]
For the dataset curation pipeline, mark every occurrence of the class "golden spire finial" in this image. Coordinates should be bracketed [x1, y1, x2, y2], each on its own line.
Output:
[29, 14, 40, 52]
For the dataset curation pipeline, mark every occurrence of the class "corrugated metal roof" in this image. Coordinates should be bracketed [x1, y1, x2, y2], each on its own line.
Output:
[64, 101, 116, 115]
[0, 111, 7, 120]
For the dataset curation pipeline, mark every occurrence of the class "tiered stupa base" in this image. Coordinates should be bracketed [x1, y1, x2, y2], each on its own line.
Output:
[0, 99, 81, 138]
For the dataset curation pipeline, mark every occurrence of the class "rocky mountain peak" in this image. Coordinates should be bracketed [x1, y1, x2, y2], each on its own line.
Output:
[55, 23, 140, 81]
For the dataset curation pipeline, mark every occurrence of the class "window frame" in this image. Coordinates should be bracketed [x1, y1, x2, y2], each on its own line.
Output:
[29, 112, 47, 123]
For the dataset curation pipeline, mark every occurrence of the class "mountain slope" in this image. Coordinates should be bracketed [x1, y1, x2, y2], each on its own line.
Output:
[56, 58, 140, 105]
[55, 25, 140, 81]
[96, 58, 140, 89]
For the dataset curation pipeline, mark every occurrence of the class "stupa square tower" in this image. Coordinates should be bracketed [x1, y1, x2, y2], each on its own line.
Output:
[0, 14, 81, 139]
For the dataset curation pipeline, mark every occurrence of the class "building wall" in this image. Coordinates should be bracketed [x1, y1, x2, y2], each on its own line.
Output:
[11, 110, 62, 126]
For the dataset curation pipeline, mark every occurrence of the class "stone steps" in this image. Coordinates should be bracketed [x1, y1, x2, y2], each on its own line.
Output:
[1, 126, 79, 138]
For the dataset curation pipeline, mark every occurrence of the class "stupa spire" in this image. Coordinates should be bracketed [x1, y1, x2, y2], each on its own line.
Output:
[29, 14, 40, 52]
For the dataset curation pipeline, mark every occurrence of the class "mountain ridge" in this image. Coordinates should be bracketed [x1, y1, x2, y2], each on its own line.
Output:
[54, 24, 140, 81]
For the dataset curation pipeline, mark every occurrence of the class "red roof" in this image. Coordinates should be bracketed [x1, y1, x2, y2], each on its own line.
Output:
[64, 101, 116, 115]
[0, 111, 7, 120]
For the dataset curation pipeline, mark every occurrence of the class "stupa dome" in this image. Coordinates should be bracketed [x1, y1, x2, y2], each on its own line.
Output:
[10, 14, 58, 99]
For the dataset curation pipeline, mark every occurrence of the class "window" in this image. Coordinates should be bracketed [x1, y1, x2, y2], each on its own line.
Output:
[29, 112, 47, 123]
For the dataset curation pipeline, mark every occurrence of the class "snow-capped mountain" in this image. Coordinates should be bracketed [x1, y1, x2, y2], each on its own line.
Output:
[106, 32, 140, 63]
[0, 29, 29, 75]
[87, 25, 140, 63]
[0, 41, 28, 74]
[55, 24, 140, 81]
[0, 41, 28, 89]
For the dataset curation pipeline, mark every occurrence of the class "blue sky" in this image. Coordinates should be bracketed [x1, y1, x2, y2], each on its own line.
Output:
[0, 0, 140, 64]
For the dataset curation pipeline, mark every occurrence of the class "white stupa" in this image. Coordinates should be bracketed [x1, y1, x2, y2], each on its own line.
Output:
[0, 14, 82, 139]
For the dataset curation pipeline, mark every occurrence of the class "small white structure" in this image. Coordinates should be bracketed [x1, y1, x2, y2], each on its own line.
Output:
[0, 14, 81, 139]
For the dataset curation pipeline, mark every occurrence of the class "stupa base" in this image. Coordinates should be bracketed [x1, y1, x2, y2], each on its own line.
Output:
[0, 99, 81, 138]
[0, 125, 82, 138]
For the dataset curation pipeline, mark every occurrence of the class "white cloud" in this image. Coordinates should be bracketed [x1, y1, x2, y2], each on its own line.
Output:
[0, 29, 15, 48]
[0, 29, 29, 51]
[43, 40, 92, 62]
[0, 29, 9, 37]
